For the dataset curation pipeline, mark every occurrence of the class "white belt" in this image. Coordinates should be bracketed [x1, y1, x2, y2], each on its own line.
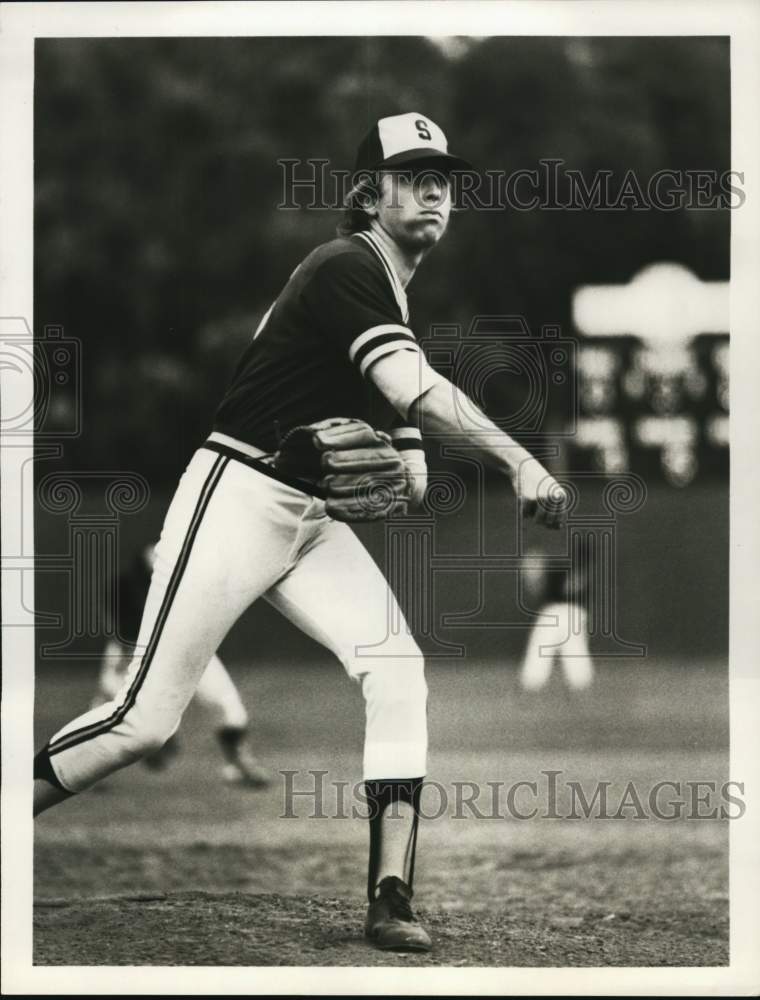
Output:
[206, 431, 273, 464]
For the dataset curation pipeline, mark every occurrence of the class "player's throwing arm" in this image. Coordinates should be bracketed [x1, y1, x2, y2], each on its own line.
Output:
[372, 349, 569, 528]
[414, 380, 568, 528]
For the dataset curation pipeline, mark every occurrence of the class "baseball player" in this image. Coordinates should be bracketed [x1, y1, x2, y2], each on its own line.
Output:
[34, 113, 568, 952]
[94, 544, 271, 785]
[519, 546, 593, 692]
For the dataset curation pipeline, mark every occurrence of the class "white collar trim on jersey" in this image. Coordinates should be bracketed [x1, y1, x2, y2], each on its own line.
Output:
[353, 230, 409, 322]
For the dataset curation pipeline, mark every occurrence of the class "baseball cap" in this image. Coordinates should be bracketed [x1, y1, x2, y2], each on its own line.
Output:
[354, 112, 473, 174]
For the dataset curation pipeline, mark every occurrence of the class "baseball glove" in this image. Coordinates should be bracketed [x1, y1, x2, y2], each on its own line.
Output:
[273, 417, 412, 522]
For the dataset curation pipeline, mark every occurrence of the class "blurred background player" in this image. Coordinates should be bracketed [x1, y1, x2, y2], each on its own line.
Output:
[94, 544, 271, 786]
[519, 543, 593, 692]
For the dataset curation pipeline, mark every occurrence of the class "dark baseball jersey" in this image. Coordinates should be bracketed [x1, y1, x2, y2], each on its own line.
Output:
[542, 566, 589, 606]
[523, 551, 589, 609]
[214, 231, 423, 453]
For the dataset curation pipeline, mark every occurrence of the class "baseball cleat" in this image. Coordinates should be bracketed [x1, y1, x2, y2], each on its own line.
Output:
[365, 876, 432, 952]
[221, 755, 272, 788]
[142, 734, 181, 771]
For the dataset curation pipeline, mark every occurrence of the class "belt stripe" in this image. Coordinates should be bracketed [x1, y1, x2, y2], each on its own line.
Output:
[203, 440, 326, 498]
[48, 454, 229, 756]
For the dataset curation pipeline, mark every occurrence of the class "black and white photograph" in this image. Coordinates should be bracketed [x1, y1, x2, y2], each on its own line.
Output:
[1, 1, 759, 994]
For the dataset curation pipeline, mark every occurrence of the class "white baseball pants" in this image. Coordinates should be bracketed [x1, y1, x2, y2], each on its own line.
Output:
[45, 437, 428, 791]
[97, 643, 250, 731]
[519, 601, 594, 691]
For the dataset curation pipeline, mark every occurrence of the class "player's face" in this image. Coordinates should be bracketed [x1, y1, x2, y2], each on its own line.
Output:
[373, 168, 451, 251]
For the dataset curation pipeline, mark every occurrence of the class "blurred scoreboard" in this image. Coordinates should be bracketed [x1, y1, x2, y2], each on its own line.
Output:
[569, 264, 729, 486]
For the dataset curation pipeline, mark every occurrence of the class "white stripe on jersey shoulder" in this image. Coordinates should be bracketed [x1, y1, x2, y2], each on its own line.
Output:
[348, 324, 416, 363]
[352, 231, 409, 322]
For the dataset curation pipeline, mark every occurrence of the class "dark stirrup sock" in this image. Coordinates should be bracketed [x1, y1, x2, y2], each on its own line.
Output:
[364, 777, 424, 903]
[216, 725, 248, 763]
[33, 747, 74, 796]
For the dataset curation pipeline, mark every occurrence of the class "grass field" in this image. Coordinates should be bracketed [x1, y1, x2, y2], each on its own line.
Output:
[33, 656, 729, 967]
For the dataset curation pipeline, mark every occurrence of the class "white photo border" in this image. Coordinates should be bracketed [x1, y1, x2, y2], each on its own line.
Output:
[2, 1, 758, 994]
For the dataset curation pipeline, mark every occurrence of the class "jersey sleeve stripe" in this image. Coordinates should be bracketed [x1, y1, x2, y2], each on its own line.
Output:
[348, 324, 416, 364]
[389, 426, 422, 445]
[356, 340, 419, 377]
[393, 438, 424, 452]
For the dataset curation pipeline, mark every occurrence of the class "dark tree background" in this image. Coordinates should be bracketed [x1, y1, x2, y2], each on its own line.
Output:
[34, 36, 730, 482]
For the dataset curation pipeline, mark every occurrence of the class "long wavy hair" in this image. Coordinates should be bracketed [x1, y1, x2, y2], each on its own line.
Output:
[336, 172, 380, 236]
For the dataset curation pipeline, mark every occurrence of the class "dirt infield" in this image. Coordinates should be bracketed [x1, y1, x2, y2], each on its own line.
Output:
[34, 832, 728, 967]
[33, 659, 729, 967]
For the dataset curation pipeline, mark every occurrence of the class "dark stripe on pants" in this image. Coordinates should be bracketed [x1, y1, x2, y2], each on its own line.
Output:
[48, 454, 229, 756]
